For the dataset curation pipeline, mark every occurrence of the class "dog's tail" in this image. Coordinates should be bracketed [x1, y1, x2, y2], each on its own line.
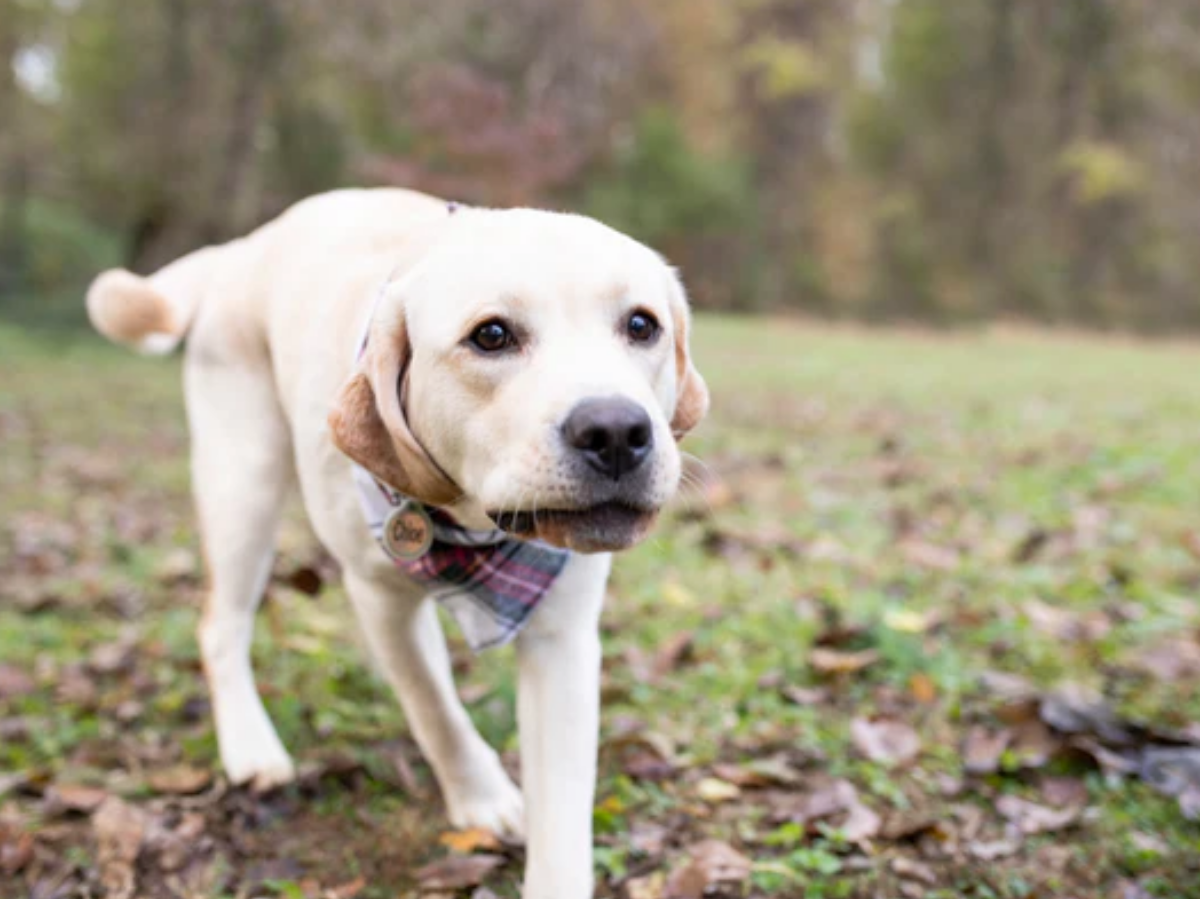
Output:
[86, 245, 221, 355]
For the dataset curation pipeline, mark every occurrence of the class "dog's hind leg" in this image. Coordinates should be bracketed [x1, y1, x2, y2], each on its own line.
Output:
[343, 571, 525, 839]
[188, 356, 295, 790]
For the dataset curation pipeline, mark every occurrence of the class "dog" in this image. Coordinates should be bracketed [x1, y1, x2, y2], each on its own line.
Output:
[85, 189, 708, 897]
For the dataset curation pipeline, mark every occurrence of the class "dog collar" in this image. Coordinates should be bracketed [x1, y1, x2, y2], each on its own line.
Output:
[350, 253, 570, 651]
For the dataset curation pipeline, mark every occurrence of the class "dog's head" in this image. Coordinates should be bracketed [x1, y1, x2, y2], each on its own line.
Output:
[329, 208, 708, 553]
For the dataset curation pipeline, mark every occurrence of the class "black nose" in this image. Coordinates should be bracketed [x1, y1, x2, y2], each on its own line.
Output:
[562, 397, 655, 481]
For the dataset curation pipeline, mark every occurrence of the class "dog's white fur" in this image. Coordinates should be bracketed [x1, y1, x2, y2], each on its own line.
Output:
[86, 189, 707, 897]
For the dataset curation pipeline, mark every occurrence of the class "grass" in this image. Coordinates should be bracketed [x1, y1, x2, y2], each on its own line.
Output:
[2, 314, 1200, 898]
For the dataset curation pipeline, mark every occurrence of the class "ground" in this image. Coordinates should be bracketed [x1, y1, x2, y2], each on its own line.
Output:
[2, 315, 1199, 899]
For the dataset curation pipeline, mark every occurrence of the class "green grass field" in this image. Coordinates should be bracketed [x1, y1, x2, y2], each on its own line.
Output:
[2, 315, 1199, 898]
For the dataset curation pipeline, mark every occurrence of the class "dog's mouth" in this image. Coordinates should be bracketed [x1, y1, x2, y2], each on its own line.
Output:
[488, 501, 659, 553]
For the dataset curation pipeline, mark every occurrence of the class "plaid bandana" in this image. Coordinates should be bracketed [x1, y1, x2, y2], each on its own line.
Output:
[352, 466, 570, 651]
[351, 238, 571, 651]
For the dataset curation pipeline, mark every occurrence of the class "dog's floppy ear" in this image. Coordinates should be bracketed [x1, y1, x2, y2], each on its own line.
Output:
[665, 269, 710, 440]
[328, 309, 461, 507]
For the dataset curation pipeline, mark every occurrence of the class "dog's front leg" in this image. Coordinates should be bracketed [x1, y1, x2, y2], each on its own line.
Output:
[516, 552, 610, 899]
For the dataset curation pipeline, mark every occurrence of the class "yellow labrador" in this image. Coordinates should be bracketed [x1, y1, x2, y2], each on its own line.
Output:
[86, 189, 707, 897]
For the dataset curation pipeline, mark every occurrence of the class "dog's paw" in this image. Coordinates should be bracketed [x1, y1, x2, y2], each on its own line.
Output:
[445, 768, 525, 843]
[222, 743, 297, 792]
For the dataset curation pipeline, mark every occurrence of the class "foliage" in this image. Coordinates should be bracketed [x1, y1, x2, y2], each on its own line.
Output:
[3, 0, 1200, 329]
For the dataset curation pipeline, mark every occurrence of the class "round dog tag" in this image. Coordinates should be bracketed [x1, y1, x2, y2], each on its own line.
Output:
[381, 502, 435, 561]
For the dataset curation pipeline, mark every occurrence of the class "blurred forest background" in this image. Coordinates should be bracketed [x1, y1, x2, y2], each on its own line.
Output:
[2, 0, 1200, 330]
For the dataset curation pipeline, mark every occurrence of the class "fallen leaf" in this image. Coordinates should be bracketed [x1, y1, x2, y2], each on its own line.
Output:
[93, 797, 149, 899]
[840, 798, 882, 842]
[1125, 637, 1200, 682]
[0, 663, 35, 699]
[884, 608, 939, 634]
[629, 822, 670, 855]
[327, 876, 367, 899]
[995, 794, 1081, 834]
[661, 580, 695, 607]
[968, 838, 1021, 860]
[626, 871, 666, 899]
[769, 778, 881, 841]
[810, 647, 879, 676]
[88, 639, 135, 674]
[963, 726, 1010, 775]
[155, 548, 198, 583]
[653, 632, 696, 678]
[1139, 746, 1200, 818]
[415, 855, 505, 890]
[147, 764, 213, 796]
[45, 783, 109, 814]
[901, 540, 959, 571]
[851, 718, 921, 767]
[1009, 719, 1060, 770]
[439, 827, 502, 854]
[1023, 599, 1110, 643]
[979, 670, 1037, 704]
[781, 685, 830, 706]
[695, 777, 741, 803]
[0, 826, 33, 876]
[891, 856, 937, 886]
[909, 672, 938, 704]
[712, 755, 801, 788]
[1039, 776, 1088, 808]
[1040, 683, 1134, 745]
[664, 840, 751, 899]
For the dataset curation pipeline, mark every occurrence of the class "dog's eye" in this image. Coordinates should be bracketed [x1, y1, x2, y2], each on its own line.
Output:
[470, 320, 517, 353]
[625, 311, 660, 344]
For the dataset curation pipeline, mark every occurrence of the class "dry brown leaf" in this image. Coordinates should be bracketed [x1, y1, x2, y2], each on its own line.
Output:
[1040, 776, 1088, 808]
[840, 798, 882, 842]
[891, 856, 937, 886]
[415, 854, 505, 890]
[810, 647, 880, 676]
[995, 794, 1082, 834]
[963, 726, 1010, 775]
[653, 632, 696, 679]
[901, 540, 959, 571]
[1009, 719, 1060, 770]
[0, 826, 34, 876]
[1126, 637, 1200, 682]
[0, 663, 35, 699]
[46, 783, 109, 814]
[968, 838, 1020, 860]
[93, 797, 149, 899]
[979, 670, 1037, 704]
[712, 756, 801, 789]
[147, 764, 213, 796]
[664, 840, 752, 899]
[909, 672, 938, 704]
[326, 876, 367, 899]
[1023, 600, 1110, 643]
[438, 827, 502, 854]
[1183, 531, 1200, 562]
[88, 640, 135, 675]
[769, 778, 881, 842]
[851, 718, 921, 767]
[781, 685, 830, 706]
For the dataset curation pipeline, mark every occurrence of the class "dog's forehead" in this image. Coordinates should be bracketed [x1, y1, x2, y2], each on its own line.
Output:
[409, 210, 665, 317]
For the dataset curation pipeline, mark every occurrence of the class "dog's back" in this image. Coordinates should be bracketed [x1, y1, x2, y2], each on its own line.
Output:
[85, 189, 447, 361]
